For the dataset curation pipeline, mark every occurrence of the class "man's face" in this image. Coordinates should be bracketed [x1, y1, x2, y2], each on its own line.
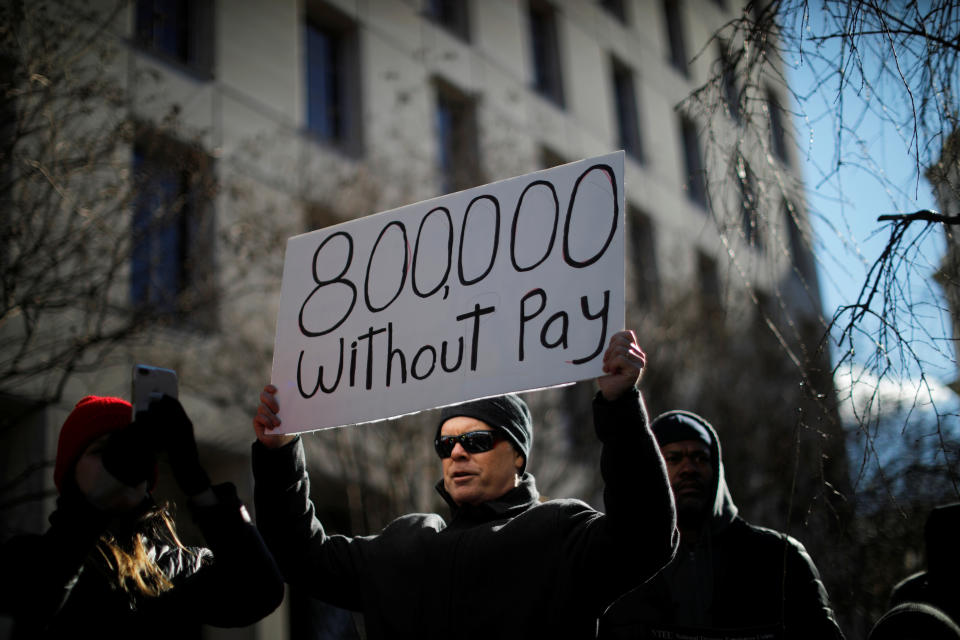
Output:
[661, 440, 713, 524]
[439, 416, 523, 506]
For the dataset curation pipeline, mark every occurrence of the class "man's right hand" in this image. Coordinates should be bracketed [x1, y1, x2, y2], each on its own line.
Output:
[253, 384, 297, 449]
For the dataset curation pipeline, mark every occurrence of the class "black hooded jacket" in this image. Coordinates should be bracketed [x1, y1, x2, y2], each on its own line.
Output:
[599, 411, 844, 640]
[252, 389, 678, 639]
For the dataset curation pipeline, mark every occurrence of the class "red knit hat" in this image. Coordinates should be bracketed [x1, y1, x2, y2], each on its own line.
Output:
[54, 395, 133, 492]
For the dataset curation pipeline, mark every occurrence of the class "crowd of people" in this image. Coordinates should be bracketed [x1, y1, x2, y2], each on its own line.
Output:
[0, 329, 955, 638]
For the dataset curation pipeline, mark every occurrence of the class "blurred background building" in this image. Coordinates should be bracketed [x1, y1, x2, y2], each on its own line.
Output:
[931, 128, 960, 395]
[1, 0, 851, 637]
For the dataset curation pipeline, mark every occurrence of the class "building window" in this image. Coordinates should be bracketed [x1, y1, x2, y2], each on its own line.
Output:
[435, 80, 481, 193]
[131, 134, 216, 328]
[680, 116, 706, 208]
[425, 0, 470, 42]
[305, 203, 337, 233]
[599, 0, 628, 24]
[663, 0, 688, 75]
[754, 291, 776, 345]
[135, 0, 214, 77]
[306, 2, 363, 156]
[697, 250, 723, 318]
[611, 57, 644, 163]
[749, 2, 775, 54]
[540, 146, 567, 169]
[767, 89, 790, 165]
[735, 155, 762, 249]
[628, 207, 660, 310]
[719, 42, 740, 123]
[784, 199, 815, 281]
[528, 0, 565, 108]
[751, 2, 775, 34]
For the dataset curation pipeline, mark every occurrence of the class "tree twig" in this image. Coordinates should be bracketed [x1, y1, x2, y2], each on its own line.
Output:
[876, 209, 960, 224]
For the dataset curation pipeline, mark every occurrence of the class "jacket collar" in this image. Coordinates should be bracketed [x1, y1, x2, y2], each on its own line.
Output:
[435, 473, 540, 524]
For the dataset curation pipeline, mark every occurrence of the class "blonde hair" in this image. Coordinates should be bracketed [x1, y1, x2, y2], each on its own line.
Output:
[94, 502, 192, 598]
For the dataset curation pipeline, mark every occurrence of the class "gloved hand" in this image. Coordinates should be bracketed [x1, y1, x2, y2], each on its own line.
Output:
[139, 395, 211, 497]
[100, 421, 156, 488]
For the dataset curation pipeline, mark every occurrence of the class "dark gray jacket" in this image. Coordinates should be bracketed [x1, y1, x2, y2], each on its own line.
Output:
[252, 389, 677, 639]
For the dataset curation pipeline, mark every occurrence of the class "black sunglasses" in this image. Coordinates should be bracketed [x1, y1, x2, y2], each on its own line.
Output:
[434, 430, 501, 458]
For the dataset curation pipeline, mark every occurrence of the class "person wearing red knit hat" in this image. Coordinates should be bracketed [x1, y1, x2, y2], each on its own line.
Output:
[0, 392, 283, 639]
[53, 395, 141, 490]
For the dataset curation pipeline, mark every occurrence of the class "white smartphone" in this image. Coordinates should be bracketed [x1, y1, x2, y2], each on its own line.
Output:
[132, 364, 179, 413]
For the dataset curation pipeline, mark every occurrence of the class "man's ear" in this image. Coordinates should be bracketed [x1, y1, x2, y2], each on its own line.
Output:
[514, 451, 525, 472]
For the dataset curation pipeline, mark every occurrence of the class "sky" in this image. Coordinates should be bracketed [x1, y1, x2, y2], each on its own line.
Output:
[783, 13, 958, 407]
[796, 107, 952, 381]
[787, 8, 960, 444]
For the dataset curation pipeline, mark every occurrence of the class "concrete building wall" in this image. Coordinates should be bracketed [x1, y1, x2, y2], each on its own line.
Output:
[1, 1, 829, 637]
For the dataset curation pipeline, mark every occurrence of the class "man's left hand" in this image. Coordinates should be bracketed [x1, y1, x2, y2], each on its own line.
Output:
[597, 330, 646, 401]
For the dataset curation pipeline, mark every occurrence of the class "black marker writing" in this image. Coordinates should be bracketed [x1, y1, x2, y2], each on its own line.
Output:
[296, 303, 496, 397]
[518, 288, 611, 364]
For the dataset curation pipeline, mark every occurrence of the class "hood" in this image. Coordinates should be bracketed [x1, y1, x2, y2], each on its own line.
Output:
[651, 410, 738, 535]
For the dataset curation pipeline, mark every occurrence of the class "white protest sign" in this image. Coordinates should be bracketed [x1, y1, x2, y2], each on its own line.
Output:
[271, 151, 625, 433]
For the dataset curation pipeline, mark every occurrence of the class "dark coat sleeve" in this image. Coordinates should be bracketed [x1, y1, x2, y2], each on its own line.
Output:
[0, 489, 110, 630]
[252, 437, 367, 610]
[561, 388, 678, 614]
[781, 534, 845, 640]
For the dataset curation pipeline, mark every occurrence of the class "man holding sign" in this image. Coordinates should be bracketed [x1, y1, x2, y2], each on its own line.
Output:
[251, 329, 677, 639]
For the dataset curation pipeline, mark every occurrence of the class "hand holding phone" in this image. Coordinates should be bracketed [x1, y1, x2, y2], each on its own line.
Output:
[131, 366, 210, 496]
[132, 365, 178, 413]
[138, 395, 211, 496]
